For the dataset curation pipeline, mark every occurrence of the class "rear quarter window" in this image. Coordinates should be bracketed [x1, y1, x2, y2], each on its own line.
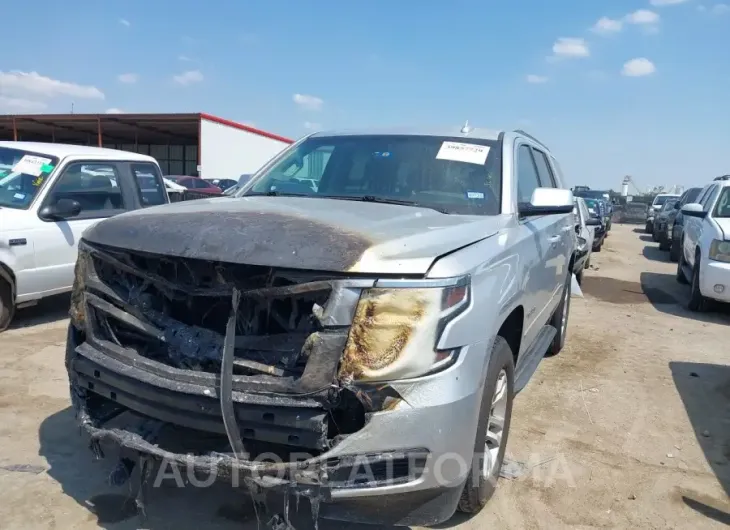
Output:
[131, 163, 167, 207]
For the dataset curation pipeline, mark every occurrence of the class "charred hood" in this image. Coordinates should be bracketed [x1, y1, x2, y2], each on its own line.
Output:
[83, 196, 506, 274]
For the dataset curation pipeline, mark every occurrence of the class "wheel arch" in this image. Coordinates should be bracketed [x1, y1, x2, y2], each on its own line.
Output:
[496, 305, 524, 365]
[0, 262, 15, 301]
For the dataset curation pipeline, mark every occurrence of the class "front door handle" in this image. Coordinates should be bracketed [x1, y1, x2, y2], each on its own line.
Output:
[548, 235, 561, 243]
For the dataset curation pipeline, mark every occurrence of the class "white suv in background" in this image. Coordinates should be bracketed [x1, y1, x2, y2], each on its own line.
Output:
[676, 180, 730, 311]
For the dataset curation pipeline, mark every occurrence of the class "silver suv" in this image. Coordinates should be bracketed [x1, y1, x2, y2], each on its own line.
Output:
[65, 127, 576, 526]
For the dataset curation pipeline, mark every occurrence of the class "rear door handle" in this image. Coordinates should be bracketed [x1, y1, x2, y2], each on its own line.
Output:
[548, 235, 561, 243]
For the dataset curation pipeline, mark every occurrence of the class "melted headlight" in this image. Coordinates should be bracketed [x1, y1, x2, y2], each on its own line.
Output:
[339, 280, 469, 382]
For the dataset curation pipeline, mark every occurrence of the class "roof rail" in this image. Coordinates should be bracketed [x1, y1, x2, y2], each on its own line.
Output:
[513, 129, 549, 151]
[714, 175, 730, 181]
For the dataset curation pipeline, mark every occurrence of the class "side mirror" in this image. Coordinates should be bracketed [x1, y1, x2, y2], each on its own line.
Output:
[585, 217, 602, 226]
[674, 201, 681, 210]
[39, 198, 82, 221]
[681, 203, 706, 218]
[519, 188, 574, 217]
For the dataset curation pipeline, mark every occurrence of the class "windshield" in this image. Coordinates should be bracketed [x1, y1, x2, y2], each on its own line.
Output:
[240, 134, 502, 215]
[683, 188, 702, 204]
[653, 195, 677, 206]
[0, 147, 60, 209]
[661, 200, 678, 212]
[575, 190, 608, 200]
[583, 198, 601, 213]
[715, 187, 730, 218]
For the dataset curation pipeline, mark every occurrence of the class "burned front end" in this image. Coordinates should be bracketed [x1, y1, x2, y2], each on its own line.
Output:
[66, 238, 473, 526]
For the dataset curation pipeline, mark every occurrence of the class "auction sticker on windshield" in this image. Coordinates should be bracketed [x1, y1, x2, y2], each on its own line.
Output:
[12, 155, 53, 177]
[436, 141, 490, 165]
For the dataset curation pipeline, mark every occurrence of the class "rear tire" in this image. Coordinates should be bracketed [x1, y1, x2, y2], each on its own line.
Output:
[669, 239, 680, 262]
[645, 221, 653, 234]
[658, 232, 670, 251]
[458, 336, 515, 514]
[546, 273, 571, 357]
[688, 255, 709, 312]
[676, 246, 689, 285]
[0, 279, 15, 333]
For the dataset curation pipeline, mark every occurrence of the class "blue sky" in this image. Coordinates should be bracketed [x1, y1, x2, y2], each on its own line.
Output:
[2, 0, 729, 190]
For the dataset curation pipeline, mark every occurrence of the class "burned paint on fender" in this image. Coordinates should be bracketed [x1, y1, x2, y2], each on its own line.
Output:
[339, 288, 443, 381]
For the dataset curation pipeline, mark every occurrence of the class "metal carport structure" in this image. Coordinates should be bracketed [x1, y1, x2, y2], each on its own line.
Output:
[0, 113, 293, 178]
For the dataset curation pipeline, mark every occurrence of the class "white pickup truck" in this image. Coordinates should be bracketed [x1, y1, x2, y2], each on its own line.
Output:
[0, 142, 168, 331]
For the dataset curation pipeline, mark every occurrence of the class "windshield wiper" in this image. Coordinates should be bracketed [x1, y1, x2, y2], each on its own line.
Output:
[245, 190, 312, 197]
[320, 195, 450, 214]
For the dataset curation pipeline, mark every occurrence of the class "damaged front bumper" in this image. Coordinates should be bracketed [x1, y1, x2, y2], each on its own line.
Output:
[65, 240, 485, 526]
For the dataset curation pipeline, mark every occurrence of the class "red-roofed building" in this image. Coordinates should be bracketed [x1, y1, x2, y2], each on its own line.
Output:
[0, 112, 294, 178]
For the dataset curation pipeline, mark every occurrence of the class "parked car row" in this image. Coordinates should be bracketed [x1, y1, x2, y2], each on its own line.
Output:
[644, 182, 730, 312]
[571, 197, 602, 283]
[674, 180, 730, 311]
[644, 193, 681, 235]
[572, 188, 614, 231]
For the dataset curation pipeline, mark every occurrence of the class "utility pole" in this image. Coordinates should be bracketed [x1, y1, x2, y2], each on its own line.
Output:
[70, 102, 74, 114]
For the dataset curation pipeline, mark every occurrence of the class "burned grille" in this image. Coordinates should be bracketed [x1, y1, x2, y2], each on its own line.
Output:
[84, 243, 348, 379]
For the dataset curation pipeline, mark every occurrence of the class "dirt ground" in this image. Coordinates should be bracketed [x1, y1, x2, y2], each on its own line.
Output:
[1, 223, 728, 530]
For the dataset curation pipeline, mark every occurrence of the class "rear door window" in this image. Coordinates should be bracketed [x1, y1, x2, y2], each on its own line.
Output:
[131, 163, 167, 207]
[516, 145, 541, 203]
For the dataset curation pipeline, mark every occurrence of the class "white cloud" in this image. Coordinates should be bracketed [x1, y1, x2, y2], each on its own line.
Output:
[650, 0, 690, 5]
[550, 38, 590, 59]
[293, 93, 324, 111]
[625, 9, 661, 24]
[526, 74, 548, 84]
[117, 73, 138, 84]
[304, 121, 322, 130]
[592, 17, 623, 34]
[173, 70, 204, 85]
[0, 96, 47, 112]
[622, 58, 656, 77]
[711, 3, 730, 14]
[178, 55, 192, 62]
[0, 70, 104, 100]
[119, 18, 130, 27]
[105, 108, 124, 114]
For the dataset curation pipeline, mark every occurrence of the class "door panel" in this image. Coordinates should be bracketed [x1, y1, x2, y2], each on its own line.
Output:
[24, 161, 129, 298]
[514, 144, 554, 353]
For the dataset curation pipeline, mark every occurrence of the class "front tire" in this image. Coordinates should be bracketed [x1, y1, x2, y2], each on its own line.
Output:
[0, 279, 15, 333]
[458, 336, 515, 514]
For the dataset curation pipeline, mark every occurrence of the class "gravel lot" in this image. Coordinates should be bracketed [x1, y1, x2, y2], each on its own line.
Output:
[1, 224, 728, 529]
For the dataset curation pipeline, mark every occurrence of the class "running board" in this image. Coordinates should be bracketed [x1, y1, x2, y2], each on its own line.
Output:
[514, 325, 557, 394]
